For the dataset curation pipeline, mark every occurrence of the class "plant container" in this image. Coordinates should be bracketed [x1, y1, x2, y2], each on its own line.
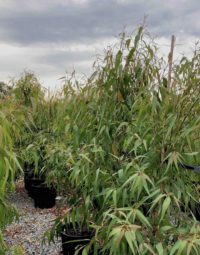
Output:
[31, 184, 56, 209]
[24, 176, 44, 197]
[190, 205, 200, 221]
[60, 224, 94, 255]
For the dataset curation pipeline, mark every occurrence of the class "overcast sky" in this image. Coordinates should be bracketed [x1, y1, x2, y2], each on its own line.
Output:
[0, 0, 199, 89]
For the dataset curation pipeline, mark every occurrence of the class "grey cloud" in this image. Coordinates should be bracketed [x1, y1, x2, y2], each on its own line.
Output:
[0, 0, 199, 89]
[0, 0, 199, 46]
[0, 1, 136, 45]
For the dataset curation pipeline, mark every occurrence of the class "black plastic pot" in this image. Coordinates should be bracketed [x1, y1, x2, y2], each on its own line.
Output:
[24, 162, 34, 172]
[179, 200, 200, 223]
[24, 177, 44, 197]
[61, 224, 94, 255]
[31, 184, 56, 209]
[191, 204, 200, 221]
[24, 167, 33, 178]
[182, 203, 200, 221]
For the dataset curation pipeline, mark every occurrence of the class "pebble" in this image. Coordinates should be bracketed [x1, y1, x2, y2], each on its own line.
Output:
[3, 180, 62, 255]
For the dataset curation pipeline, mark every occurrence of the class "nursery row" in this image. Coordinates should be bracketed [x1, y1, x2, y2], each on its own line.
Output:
[1, 27, 200, 254]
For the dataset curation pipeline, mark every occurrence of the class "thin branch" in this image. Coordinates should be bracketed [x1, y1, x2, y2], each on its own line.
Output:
[167, 35, 176, 90]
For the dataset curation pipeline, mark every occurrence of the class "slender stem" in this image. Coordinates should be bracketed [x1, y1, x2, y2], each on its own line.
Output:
[167, 35, 176, 90]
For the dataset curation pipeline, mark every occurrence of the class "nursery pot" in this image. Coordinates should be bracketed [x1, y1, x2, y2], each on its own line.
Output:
[23, 162, 34, 173]
[191, 204, 200, 221]
[182, 203, 200, 221]
[61, 224, 94, 255]
[24, 168, 34, 185]
[24, 177, 44, 197]
[31, 184, 56, 209]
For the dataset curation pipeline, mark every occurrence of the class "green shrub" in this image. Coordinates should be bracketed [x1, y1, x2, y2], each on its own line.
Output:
[48, 27, 200, 254]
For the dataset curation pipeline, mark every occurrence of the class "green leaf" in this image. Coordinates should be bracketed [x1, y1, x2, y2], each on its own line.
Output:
[125, 231, 136, 255]
[115, 50, 123, 70]
[150, 194, 166, 212]
[160, 196, 171, 222]
[170, 241, 181, 255]
[135, 209, 151, 228]
[134, 26, 143, 48]
[156, 243, 164, 255]
[79, 154, 93, 164]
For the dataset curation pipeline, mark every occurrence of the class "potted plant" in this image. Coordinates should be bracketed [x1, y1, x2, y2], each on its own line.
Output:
[42, 141, 71, 192]
[21, 137, 46, 197]
[47, 195, 97, 255]
[20, 131, 57, 208]
[31, 182, 57, 208]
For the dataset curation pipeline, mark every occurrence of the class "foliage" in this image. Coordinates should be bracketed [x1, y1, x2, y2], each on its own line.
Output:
[12, 72, 44, 107]
[0, 82, 11, 99]
[47, 27, 200, 254]
[1, 27, 200, 255]
[0, 105, 21, 252]
[0, 73, 36, 253]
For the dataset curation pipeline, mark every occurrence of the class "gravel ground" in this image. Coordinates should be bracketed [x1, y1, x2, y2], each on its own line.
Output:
[3, 180, 63, 255]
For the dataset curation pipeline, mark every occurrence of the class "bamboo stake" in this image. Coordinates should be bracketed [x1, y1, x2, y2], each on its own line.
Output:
[167, 35, 176, 89]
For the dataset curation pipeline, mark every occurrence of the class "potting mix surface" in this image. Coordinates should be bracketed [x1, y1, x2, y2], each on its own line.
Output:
[3, 179, 64, 255]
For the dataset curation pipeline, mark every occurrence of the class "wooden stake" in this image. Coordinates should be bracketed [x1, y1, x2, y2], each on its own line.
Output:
[167, 35, 175, 89]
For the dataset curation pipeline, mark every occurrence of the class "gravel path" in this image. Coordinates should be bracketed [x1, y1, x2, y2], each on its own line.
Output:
[4, 180, 63, 255]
